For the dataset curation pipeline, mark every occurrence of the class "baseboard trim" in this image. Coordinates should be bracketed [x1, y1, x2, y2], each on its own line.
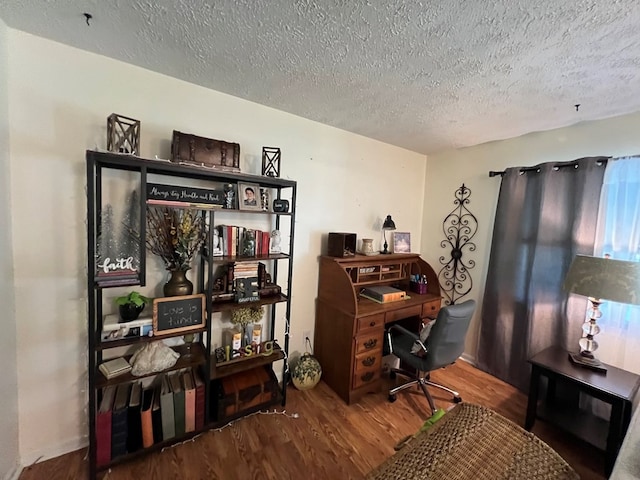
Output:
[4, 464, 21, 480]
[460, 353, 476, 366]
[20, 437, 87, 471]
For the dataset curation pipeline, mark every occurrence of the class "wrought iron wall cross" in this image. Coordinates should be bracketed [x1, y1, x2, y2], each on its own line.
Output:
[438, 184, 477, 305]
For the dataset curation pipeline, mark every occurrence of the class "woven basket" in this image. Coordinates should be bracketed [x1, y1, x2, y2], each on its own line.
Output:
[367, 403, 579, 480]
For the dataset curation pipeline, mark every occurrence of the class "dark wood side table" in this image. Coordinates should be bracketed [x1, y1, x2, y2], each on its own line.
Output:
[525, 346, 640, 476]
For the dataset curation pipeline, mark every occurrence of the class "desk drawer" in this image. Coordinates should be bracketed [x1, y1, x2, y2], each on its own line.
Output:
[422, 300, 441, 319]
[352, 367, 380, 390]
[354, 349, 382, 374]
[356, 314, 384, 334]
[354, 331, 383, 355]
[385, 305, 422, 324]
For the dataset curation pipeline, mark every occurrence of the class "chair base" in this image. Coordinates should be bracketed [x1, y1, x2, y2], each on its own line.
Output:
[388, 368, 462, 415]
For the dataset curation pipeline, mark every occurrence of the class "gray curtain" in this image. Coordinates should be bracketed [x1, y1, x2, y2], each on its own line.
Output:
[477, 157, 607, 392]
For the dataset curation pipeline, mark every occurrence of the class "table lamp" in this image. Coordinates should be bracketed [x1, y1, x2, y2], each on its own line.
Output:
[381, 215, 396, 254]
[563, 254, 640, 372]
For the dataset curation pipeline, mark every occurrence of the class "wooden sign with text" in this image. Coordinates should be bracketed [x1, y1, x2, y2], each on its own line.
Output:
[147, 183, 224, 207]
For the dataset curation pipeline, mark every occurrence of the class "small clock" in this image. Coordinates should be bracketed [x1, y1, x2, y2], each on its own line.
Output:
[272, 199, 290, 213]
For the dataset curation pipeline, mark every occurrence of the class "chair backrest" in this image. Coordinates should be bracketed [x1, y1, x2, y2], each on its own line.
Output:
[421, 299, 476, 371]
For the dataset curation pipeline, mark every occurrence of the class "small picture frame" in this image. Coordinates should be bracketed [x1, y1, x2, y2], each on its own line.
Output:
[392, 232, 411, 253]
[238, 182, 262, 211]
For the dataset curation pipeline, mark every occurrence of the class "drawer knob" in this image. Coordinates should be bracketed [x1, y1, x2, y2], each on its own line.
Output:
[362, 356, 375, 367]
[370, 321, 376, 327]
[364, 339, 377, 349]
[361, 372, 374, 382]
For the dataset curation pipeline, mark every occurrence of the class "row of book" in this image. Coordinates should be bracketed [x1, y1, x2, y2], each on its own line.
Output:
[96, 367, 205, 467]
[216, 225, 271, 257]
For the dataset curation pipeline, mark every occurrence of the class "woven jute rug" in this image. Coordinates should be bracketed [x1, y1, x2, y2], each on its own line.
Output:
[366, 403, 579, 480]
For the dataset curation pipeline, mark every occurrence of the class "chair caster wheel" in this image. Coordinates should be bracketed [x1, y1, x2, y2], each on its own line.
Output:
[388, 394, 397, 403]
[453, 396, 462, 403]
[389, 371, 396, 380]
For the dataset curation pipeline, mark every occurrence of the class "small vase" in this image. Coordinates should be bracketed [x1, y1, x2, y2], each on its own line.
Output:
[164, 269, 193, 297]
[361, 238, 374, 255]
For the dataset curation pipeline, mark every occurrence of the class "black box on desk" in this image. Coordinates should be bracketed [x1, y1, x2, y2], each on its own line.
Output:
[328, 232, 356, 257]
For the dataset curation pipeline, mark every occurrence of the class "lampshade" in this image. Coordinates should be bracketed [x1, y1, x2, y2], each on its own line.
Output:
[563, 255, 640, 305]
[382, 215, 396, 231]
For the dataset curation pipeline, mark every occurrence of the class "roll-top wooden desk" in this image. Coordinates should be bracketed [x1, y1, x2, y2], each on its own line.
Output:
[314, 253, 442, 404]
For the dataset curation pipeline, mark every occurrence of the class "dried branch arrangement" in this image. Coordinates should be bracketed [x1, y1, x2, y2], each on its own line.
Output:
[146, 207, 207, 271]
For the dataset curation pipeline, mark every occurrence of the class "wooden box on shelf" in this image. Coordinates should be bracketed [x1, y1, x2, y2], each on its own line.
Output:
[328, 232, 356, 258]
[211, 365, 278, 420]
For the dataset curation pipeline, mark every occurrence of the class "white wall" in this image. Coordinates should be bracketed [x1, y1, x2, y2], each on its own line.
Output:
[7, 29, 427, 463]
[0, 17, 19, 480]
[422, 112, 640, 362]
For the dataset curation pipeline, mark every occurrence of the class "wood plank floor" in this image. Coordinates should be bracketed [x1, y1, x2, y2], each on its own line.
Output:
[20, 360, 605, 480]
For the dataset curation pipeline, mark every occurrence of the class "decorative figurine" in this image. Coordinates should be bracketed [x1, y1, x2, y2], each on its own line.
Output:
[260, 188, 269, 211]
[224, 183, 236, 209]
[212, 228, 223, 256]
[270, 229, 282, 254]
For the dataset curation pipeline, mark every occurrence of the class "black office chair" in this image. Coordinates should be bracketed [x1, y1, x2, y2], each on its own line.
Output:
[385, 299, 476, 414]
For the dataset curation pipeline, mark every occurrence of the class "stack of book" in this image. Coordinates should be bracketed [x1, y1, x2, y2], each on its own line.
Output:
[101, 314, 153, 342]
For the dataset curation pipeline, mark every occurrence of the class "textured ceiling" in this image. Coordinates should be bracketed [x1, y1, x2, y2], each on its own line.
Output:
[1, 0, 640, 154]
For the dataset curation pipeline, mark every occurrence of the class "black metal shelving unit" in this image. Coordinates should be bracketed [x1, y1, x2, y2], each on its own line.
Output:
[86, 150, 296, 479]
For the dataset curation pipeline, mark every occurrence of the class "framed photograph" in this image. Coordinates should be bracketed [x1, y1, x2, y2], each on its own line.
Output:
[238, 182, 262, 211]
[392, 232, 411, 253]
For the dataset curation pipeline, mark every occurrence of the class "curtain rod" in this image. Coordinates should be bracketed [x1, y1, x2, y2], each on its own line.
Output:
[489, 158, 609, 178]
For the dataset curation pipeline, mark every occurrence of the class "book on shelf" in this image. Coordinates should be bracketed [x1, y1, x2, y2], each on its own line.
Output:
[140, 387, 154, 448]
[101, 314, 153, 342]
[151, 384, 163, 444]
[169, 372, 186, 437]
[111, 383, 130, 459]
[95, 270, 139, 284]
[126, 382, 143, 453]
[182, 370, 196, 433]
[359, 285, 407, 304]
[99, 357, 132, 379]
[96, 277, 141, 287]
[96, 385, 116, 467]
[192, 368, 206, 431]
[159, 374, 176, 441]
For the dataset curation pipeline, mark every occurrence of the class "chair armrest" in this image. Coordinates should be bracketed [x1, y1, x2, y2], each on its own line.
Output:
[388, 324, 419, 341]
[386, 324, 427, 355]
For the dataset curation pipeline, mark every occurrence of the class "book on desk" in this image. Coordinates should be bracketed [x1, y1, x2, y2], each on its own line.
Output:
[359, 286, 407, 303]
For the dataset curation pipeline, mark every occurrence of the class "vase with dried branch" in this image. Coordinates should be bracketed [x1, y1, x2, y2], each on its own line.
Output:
[146, 207, 207, 296]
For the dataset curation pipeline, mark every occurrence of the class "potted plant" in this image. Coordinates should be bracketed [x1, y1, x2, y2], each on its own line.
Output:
[115, 291, 150, 322]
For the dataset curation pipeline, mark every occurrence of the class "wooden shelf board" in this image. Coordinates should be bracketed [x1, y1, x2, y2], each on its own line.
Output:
[210, 294, 288, 313]
[208, 253, 291, 263]
[96, 326, 208, 351]
[210, 347, 285, 380]
[96, 343, 206, 388]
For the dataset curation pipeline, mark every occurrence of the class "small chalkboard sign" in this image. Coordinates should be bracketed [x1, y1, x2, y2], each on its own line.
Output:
[152, 294, 206, 336]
